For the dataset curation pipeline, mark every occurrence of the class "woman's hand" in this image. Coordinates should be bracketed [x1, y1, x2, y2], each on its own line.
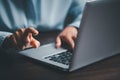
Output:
[2, 27, 40, 50]
[56, 26, 78, 49]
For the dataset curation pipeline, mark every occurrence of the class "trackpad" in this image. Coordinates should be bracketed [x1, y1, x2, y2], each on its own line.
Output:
[18, 43, 67, 60]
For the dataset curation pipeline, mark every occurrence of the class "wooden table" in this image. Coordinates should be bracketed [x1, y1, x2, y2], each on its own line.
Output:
[0, 31, 120, 80]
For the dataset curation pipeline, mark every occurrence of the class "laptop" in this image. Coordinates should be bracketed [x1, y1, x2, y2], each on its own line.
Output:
[18, 0, 120, 72]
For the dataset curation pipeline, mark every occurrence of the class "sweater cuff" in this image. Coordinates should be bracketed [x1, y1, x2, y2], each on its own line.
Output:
[0, 31, 12, 46]
[68, 20, 81, 28]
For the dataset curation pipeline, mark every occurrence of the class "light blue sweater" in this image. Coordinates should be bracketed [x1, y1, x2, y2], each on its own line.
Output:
[0, 0, 87, 46]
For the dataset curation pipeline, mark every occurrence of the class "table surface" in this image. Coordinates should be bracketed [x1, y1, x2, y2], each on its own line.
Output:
[0, 31, 120, 80]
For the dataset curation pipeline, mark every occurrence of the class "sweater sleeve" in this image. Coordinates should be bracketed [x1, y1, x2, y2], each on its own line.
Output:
[0, 31, 12, 46]
[68, 0, 87, 28]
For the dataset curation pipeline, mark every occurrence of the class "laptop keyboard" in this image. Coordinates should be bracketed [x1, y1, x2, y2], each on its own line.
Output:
[44, 51, 72, 65]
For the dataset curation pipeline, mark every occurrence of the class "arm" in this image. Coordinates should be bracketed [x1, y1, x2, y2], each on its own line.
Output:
[67, 0, 87, 28]
[56, 0, 87, 49]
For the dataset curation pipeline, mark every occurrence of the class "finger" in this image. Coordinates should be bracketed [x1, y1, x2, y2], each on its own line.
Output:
[25, 27, 39, 36]
[56, 36, 62, 48]
[63, 36, 75, 49]
[30, 35, 40, 48]
[9, 35, 18, 49]
[24, 33, 31, 43]
[30, 39, 40, 48]
[14, 31, 24, 49]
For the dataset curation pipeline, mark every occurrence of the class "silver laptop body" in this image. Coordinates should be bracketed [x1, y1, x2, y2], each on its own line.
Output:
[19, 0, 120, 72]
